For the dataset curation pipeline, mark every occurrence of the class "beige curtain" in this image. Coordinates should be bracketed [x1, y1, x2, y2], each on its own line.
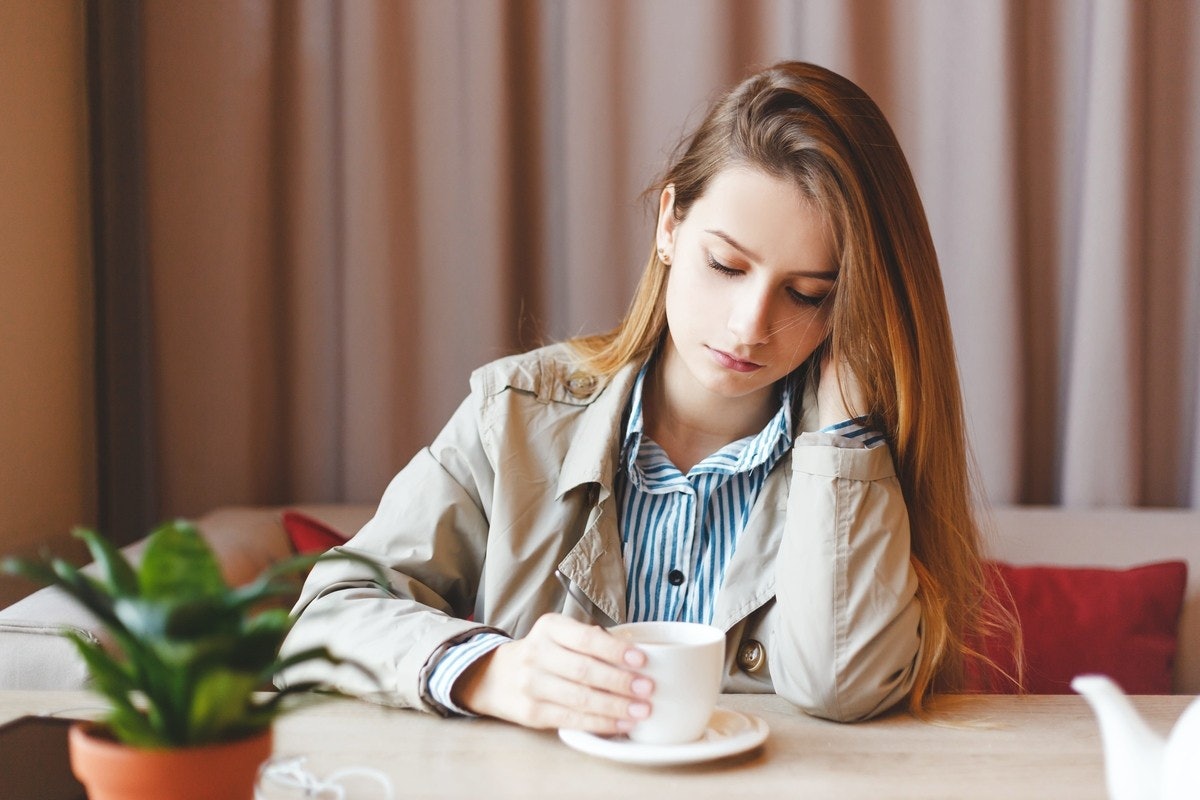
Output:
[129, 0, 1200, 517]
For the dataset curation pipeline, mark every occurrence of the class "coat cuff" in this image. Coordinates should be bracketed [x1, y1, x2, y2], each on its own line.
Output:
[791, 439, 897, 481]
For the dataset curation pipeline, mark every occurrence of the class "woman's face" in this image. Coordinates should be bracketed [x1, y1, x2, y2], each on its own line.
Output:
[656, 166, 837, 412]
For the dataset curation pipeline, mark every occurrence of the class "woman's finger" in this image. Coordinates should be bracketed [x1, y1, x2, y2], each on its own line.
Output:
[536, 613, 648, 670]
[525, 671, 651, 726]
[529, 618, 651, 698]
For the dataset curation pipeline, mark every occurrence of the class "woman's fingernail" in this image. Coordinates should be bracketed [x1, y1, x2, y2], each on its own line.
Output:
[631, 677, 653, 697]
[623, 648, 646, 667]
[629, 702, 650, 719]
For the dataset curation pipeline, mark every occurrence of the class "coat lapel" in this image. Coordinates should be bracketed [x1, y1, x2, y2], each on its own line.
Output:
[709, 458, 790, 631]
[551, 360, 639, 626]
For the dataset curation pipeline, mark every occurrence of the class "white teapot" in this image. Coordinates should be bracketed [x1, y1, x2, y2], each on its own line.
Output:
[1073, 674, 1200, 800]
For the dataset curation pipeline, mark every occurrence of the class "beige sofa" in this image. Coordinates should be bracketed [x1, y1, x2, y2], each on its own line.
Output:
[2, 505, 1197, 693]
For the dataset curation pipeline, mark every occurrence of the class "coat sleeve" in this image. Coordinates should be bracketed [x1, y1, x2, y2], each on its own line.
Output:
[771, 434, 923, 722]
[276, 393, 503, 714]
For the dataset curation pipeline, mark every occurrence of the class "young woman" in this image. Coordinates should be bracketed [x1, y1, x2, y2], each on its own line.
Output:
[280, 61, 996, 731]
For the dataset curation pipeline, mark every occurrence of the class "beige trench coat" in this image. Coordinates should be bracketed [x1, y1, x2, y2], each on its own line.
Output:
[279, 343, 922, 722]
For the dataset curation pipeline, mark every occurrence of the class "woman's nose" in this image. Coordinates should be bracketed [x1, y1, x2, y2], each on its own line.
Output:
[727, 286, 771, 345]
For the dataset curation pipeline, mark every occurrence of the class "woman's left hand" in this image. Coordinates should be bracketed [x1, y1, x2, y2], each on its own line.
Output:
[816, 348, 867, 429]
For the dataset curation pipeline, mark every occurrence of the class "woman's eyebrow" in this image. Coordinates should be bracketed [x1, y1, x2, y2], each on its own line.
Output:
[704, 228, 838, 280]
[706, 228, 763, 261]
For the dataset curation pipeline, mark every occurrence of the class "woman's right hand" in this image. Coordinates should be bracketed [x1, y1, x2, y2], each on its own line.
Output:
[452, 613, 654, 733]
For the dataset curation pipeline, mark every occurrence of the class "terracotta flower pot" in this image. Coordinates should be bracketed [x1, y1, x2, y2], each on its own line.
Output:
[68, 722, 273, 800]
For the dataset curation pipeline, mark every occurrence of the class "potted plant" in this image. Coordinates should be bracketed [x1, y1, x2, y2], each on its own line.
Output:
[1, 519, 378, 800]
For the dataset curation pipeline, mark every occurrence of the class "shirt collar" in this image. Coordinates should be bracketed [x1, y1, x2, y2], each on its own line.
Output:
[621, 361, 796, 477]
[621, 359, 653, 467]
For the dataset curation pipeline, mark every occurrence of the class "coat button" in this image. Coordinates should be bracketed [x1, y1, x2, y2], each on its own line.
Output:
[737, 639, 766, 674]
[565, 371, 597, 397]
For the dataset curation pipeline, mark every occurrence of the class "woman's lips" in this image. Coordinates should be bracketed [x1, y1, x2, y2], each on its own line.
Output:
[708, 347, 763, 373]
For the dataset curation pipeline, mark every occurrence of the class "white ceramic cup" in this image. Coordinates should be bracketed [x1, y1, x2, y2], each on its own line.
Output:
[610, 621, 725, 745]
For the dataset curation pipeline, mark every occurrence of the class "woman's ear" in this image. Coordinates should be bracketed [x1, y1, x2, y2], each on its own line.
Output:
[656, 184, 677, 261]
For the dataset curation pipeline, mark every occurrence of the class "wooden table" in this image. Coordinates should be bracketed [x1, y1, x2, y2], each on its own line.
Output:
[1, 691, 1190, 799]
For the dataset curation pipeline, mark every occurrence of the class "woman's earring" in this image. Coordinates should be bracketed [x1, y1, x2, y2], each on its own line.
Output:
[657, 247, 671, 265]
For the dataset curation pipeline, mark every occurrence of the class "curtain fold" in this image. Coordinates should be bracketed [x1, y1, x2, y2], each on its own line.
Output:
[114, 0, 1199, 518]
[1060, 0, 1144, 507]
[271, 0, 342, 502]
[1144, 0, 1200, 507]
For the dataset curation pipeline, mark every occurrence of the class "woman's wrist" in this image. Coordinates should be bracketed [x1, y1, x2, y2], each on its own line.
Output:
[450, 644, 503, 714]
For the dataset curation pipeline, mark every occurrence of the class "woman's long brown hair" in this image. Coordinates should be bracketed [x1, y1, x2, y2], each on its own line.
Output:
[570, 61, 1016, 708]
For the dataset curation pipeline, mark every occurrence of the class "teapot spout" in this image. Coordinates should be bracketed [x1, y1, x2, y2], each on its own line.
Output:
[1072, 674, 1165, 800]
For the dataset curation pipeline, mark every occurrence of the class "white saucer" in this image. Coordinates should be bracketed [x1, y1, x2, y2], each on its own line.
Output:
[558, 708, 768, 766]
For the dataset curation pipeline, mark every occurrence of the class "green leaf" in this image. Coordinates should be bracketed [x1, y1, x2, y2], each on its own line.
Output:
[225, 610, 292, 672]
[162, 596, 240, 639]
[245, 607, 292, 634]
[135, 654, 192, 745]
[138, 521, 226, 600]
[224, 575, 304, 612]
[2, 557, 122, 632]
[148, 633, 240, 676]
[65, 632, 134, 698]
[48, 560, 123, 629]
[247, 681, 329, 721]
[257, 550, 387, 593]
[62, 633, 166, 747]
[187, 668, 260, 744]
[107, 705, 164, 748]
[223, 550, 386, 615]
[1, 557, 78, 610]
[113, 597, 172, 641]
[0, 556, 58, 585]
[73, 527, 138, 597]
[262, 645, 379, 689]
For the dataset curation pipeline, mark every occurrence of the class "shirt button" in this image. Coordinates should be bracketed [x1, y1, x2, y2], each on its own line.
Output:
[737, 639, 766, 674]
[667, 569, 685, 586]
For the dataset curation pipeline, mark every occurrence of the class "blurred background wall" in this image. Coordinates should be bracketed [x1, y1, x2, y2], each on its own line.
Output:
[1, 1, 94, 600]
[2, 1, 1198, 605]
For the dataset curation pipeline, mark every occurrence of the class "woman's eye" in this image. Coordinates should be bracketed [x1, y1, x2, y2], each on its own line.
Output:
[707, 252, 828, 307]
[787, 288, 826, 307]
[705, 254, 740, 277]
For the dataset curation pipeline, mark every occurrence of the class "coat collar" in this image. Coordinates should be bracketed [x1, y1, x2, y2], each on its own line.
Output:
[554, 358, 641, 501]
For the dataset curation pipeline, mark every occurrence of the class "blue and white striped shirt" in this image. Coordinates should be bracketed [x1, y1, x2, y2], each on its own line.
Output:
[616, 361, 795, 624]
[426, 361, 883, 712]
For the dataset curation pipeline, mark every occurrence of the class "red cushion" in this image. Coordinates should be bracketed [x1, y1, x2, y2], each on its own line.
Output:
[281, 509, 349, 555]
[966, 560, 1187, 694]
